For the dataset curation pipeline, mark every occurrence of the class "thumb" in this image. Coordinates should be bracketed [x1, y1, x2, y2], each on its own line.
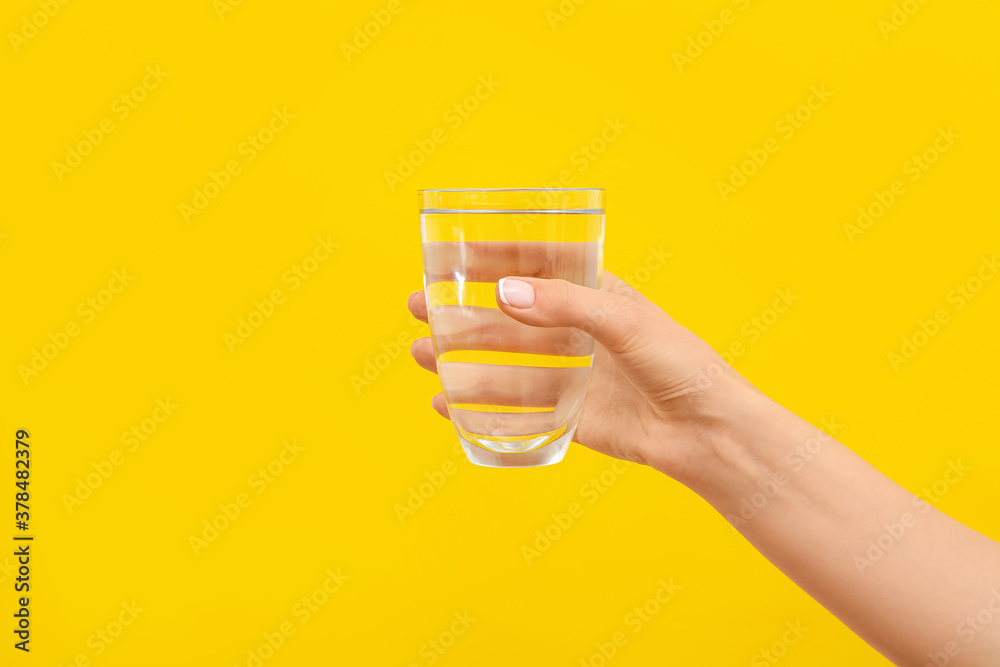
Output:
[495, 276, 655, 355]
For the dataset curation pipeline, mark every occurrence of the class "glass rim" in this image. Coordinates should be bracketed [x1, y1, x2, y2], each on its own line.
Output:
[419, 188, 605, 214]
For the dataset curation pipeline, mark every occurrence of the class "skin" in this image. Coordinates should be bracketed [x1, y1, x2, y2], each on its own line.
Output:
[408, 271, 1000, 666]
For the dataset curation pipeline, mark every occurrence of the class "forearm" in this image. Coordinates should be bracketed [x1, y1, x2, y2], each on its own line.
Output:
[683, 384, 1000, 665]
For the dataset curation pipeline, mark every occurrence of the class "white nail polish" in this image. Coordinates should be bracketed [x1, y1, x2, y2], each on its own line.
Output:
[498, 278, 511, 306]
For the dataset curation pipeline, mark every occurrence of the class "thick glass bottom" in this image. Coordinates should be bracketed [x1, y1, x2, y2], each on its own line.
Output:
[458, 429, 574, 468]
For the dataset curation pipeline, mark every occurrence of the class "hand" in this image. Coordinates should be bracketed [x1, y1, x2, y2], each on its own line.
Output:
[407, 270, 763, 490]
[410, 270, 1000, 665]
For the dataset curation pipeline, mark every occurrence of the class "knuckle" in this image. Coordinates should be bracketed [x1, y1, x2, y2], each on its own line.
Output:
[604, 299, 650, 352]
[549, 278, 574, 304]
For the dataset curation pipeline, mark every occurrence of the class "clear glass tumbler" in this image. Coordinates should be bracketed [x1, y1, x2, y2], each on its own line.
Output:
[419, 188, 605, 467]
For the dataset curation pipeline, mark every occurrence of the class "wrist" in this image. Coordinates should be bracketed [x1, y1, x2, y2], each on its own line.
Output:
[649, 373, 803, 506]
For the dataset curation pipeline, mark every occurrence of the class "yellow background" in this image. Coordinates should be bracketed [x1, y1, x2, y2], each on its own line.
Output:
[2, 0, 998, 664]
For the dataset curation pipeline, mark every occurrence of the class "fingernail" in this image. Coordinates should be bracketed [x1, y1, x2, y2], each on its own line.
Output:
[498, 278, 535, 308]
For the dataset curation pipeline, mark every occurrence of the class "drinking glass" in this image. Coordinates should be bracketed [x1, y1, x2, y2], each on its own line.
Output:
[419, 188, 605, 467]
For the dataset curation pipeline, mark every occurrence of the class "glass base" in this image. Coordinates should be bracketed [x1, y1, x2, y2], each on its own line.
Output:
[458, 429, 574, 468]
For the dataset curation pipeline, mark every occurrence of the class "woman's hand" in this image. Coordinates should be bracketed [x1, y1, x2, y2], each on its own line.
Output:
[407, 270, 763, 492]
[409, 270, 1000, 665]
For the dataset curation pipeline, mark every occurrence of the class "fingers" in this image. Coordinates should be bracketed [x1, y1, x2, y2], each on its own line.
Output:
[412, 329, 588, 375]
[411, 271, 660, 328]
[431, 393, 450, 419]
[495, 275, 657, 356]
[422, 241, 602, 285]
[410, 270, 661, 427]
[410, 337, 437, 374]
[446, 405, 566, 437]
[426, 307, 592, 356]
[438, 362, 591, 407]
[408, 291, 428, 323]
[411, 269, 675, 433]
